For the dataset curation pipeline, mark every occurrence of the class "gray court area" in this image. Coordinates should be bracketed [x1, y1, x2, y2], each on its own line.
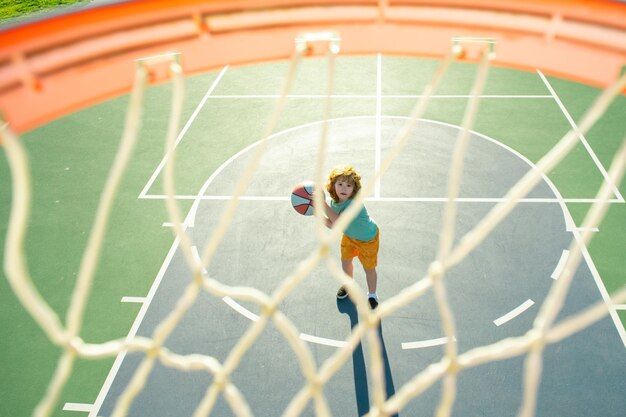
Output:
[97, 118, 626, 416]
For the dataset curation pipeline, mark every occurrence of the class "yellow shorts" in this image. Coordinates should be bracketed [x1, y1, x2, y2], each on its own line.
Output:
[341, 230, 379, 270]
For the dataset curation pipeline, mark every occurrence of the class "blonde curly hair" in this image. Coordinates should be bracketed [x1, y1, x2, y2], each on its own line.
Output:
[325, 165, 362, 202]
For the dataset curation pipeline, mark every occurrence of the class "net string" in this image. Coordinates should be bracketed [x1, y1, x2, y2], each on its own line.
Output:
[2, 64, 149, 417]
[519, 130, 626, 417]
[108, 60, 191, 417]
[42, 63, 153, 417]
[109, 49, 315, 416]
[282, 43, 462, 417]
[1, 39, 626, 417]
[433, 46, 492, 417]
[126, 46, 313, 417]
[444, 71, 626, 271]
[375, 72, 626, 415]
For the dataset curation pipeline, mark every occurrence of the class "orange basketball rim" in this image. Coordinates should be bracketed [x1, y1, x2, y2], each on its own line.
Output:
[0, 0, 624, 133]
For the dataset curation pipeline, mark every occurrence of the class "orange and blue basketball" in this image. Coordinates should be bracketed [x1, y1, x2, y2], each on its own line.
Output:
[291, 181, 315, 216]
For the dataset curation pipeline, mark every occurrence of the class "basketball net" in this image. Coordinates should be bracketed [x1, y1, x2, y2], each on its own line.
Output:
[3, 22, 626, 417]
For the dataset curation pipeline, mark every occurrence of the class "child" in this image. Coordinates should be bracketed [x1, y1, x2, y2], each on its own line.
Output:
[322, 165, 380, 309]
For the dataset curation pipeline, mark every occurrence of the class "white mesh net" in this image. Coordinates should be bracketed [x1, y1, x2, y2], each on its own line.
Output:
[2, 35, 626, 417]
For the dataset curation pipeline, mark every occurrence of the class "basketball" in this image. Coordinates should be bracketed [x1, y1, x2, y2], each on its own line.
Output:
[291, 181, 315, 216]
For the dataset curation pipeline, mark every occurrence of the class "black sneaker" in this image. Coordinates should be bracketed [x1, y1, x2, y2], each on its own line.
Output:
[368, 297, 379, 310]
[336, 286, 348, 299]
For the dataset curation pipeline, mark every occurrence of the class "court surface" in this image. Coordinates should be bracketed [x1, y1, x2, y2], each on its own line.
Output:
[96, 115, 626, 416]
[1, 55, 626, 417]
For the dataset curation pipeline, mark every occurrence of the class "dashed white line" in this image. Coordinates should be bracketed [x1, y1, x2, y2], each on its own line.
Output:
[551, 249, 570, 280]
[494, 299, 535, 326]
[63, 403, 94, 413]
[120, 296, 146, 304]
[300, 333, 347, 348]
[222, 296, 260, 322]
[191, 245, 262, 323]
[402, 336, 455, 350]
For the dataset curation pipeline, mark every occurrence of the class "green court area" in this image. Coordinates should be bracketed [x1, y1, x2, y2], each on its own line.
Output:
[1, 55, 625, 416]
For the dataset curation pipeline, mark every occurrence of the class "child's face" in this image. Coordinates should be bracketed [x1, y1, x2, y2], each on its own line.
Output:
[334, 177, 355, 201]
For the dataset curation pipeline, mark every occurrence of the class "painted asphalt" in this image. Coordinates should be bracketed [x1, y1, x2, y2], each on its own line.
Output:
[95, 117, 626, 416]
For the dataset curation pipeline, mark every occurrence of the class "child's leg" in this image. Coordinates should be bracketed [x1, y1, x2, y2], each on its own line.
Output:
[364, 268, 377, 294]
[342, 259, 354, 278]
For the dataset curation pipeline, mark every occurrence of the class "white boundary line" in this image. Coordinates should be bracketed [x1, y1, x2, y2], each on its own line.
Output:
[615, 304, 626, 311]
[537, 69, 625, 203]
[571, 227, 626, 347]
[375, 53, 382, 199]
[138, 65, 229, 198]
[551, 249, 570, 280]
[493, 299, 535, 326]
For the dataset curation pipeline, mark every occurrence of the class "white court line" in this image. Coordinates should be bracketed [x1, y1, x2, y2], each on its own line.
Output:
[551, 249, 570, 280]
[300, 333, 348, 348]
[573, 226, 626, 348]
[162, 222, 186, 228]
[537, 69, 624, 203]
[402, 336, 455, 350]
[384, 95, 553, 99]
[493, 299, 535, 326]
[206, 94, 552, 99]
[192, 245, 262, 323]
[89, 236, 183, 417]
[120, 296, 146, 304]
[222, 296, 260, 322]
[615, 304, 626, 310]
[138, 65, 229, 198]
[140, 194, 622, 204]
[374, 53, 382, 199]
[574, 227, 599, 233]
[63, 403, 94, 413]
[190, 245, 208, 274]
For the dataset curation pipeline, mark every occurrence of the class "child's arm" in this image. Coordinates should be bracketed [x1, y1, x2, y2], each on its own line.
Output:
[322, 199, 339, 228]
